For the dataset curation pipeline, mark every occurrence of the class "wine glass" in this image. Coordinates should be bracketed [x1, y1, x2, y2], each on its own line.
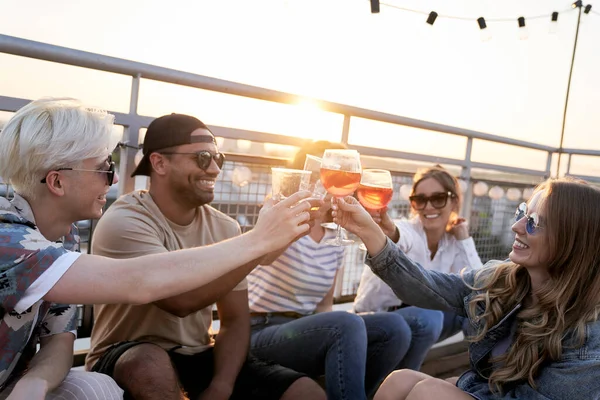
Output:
[356, 169, 394, 250]
[320, 149, 362, 246]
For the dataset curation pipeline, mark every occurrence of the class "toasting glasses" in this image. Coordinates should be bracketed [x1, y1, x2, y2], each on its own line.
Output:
[320, 149, 362, 246]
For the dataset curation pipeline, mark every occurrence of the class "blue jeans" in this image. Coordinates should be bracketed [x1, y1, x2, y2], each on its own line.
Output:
[250, 311, 411, 400]
[392, 307, 466, 370]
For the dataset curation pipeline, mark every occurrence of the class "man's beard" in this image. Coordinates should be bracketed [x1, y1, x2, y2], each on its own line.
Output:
[172, 179, 216, 208]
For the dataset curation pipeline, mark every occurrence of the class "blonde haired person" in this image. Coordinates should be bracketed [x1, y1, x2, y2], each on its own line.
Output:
[0, 98, 316, 399]
[354, 166, 481, 370]
[332, 178, 600, 399]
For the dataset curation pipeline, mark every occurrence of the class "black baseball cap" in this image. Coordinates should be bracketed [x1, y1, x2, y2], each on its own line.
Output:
[131, 113, 215, 177]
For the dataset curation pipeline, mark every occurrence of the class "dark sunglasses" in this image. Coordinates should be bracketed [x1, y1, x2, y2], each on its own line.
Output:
[41, 155, 116, 186]
[160, 151, 225, 171]
[409, 191, 455, 210]
[515, 202, 543, 235]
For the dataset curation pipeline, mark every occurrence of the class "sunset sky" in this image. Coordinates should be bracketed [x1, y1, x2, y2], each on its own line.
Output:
[1, 0, 599, 176]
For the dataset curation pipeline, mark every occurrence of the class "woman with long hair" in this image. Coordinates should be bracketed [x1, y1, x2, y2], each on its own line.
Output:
[333, 178, 600, 399]
[354, 165, 482, 370]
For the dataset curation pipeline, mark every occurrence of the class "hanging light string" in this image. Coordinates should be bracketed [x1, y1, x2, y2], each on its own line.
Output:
[374, 1, 590, 23]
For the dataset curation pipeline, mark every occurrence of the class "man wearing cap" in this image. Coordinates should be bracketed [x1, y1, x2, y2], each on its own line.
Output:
[86, 114, 325, 400]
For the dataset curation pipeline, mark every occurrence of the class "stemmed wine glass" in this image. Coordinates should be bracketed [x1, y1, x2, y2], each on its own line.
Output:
[356, 169, 394, 250]
[320, 149, 362, 246]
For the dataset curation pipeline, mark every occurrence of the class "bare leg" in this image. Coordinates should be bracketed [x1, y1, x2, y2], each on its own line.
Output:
[445, 376, 459, 386]
[374, 370, 433, 400]
[113, 343, 185, 400]
[280, 377, 327, 400]
[407, 378, 473, 400]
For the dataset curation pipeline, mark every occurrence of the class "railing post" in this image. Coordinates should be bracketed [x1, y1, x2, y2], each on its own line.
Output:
[545, 152, 553, 179]
[461, 138, 474, 220]
[341, 114, 350, 145]
[118, 73, 142, 196]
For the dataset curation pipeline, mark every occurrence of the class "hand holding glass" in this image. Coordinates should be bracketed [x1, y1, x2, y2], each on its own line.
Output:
[320, 149, 362, 246]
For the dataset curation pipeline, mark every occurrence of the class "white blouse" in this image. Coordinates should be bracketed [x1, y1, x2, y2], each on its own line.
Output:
[353, 218, 482, 313]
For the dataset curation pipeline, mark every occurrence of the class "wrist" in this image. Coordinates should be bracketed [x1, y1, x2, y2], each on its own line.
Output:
[387, 225, 400, 243]
[207, 379, 234, 397]
[244, 229, 272, 257]
[361, 225, 388, 256]
[455, 231, 470, 241]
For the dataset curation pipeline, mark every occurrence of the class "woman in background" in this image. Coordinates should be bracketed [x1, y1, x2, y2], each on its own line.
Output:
[354, 165, 482, 370]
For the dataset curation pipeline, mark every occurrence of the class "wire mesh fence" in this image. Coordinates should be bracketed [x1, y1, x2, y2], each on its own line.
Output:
[1, 161, 527, 298]
[1, 158, 532, 335]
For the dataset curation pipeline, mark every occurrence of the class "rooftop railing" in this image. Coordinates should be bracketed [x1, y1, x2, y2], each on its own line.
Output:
[1, 34, 599, 333]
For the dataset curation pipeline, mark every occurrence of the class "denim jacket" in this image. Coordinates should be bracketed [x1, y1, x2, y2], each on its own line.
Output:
[366, 238, 600, 400]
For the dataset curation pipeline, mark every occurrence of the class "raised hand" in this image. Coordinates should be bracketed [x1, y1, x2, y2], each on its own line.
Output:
[367, 207, 397, 241]
[331, 196, 388, 255]
[254, 191, 315, 251]
[331, 196, 378, 237]
[448, 217, 469, 240]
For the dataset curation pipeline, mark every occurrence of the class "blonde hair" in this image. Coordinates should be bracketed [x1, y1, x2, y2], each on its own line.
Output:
[0, 98, 116, 198]
[467, 178, 600, 393]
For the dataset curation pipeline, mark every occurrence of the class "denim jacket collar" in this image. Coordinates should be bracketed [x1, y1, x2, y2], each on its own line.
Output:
[466, 296, 522, 376]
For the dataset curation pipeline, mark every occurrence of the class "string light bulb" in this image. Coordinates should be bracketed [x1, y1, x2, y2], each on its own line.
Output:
[477, 17, 492, 42]
[473, 181, 489, 197]
[426, 11, 438, 25]
[522, 188, 534, 201]
[572, 1, 583, 8]
[232, 166, 252, 187]
[584, 4, 592, 14]
[506, 188, 522, 202]
[399, 184, 412, 200]
[518, 16, 529, 40]
[488, 186, 505, 200]
[370, 0, 380, 14]
[550, 11, 559, 34]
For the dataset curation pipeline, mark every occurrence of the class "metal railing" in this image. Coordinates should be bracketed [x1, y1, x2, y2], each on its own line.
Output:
[2, 34, 600, 334]
[3, 34, 600, 197]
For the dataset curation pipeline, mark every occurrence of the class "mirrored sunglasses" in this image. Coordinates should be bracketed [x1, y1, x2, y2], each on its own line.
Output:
[515, 202, 543, 235]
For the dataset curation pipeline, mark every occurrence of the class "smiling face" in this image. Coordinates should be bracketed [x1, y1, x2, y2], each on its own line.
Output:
[65, 154, 119, 220]
[509, 191, 550, 271]
[412, 177, 457, 232]
[163, 128, 221, 207]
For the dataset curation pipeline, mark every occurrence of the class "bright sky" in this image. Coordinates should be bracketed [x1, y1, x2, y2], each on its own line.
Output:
[1, 0, 599, 176]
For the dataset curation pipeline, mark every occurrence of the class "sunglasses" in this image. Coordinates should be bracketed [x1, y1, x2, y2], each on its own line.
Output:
[41, 155, 116, 186]
[409, 191, 455, 210]
[515, 202, 543, 235]
[160, 151, 225, 171]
